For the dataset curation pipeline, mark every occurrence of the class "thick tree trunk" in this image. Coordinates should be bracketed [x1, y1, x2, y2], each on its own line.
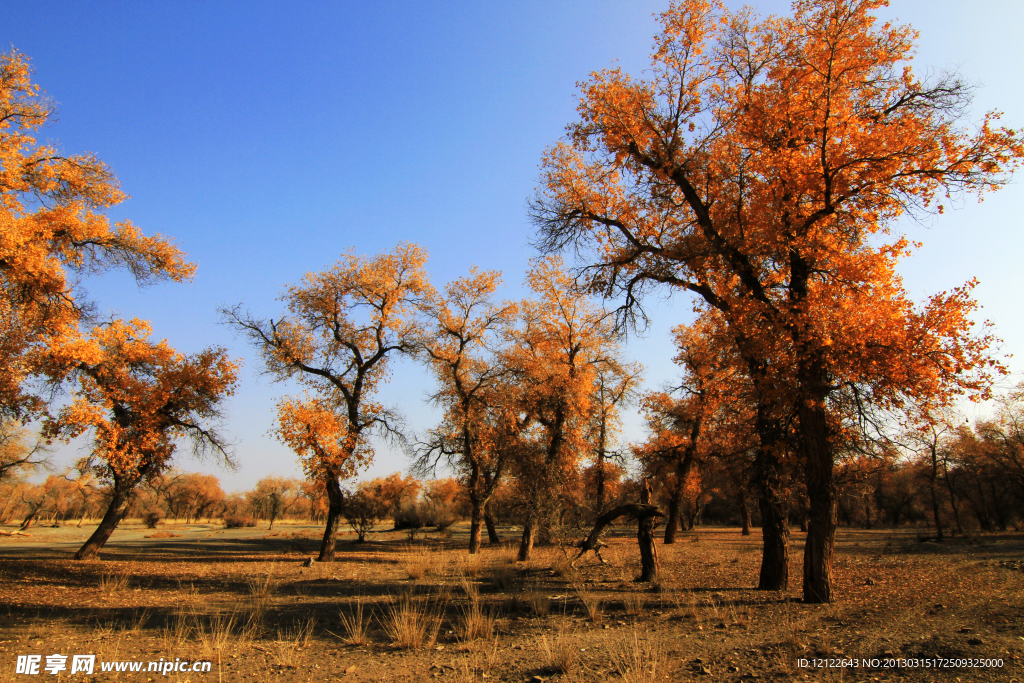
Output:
[484, 512, 500, 543]
[756, 446, 789, 591]
[74, 486, 134, 560]
[801, 390, 836, 604]
[637, 479, 659, 582]
[318, 475, 345, 562]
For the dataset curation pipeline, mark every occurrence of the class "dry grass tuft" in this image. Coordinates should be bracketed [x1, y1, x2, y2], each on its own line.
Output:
[608, 625, 668, 683]
[622, 589, 645, 618]
[379, 593, 442, 649]
[243, 567, 277, 629]
[453, 638, 503, 682]
[271, 616, 316, 668]
[487, 552, 519, 592]
[457, 600, 496, 642]
[196, 612, 244, 658]
[540, 621, 579, 675]
[574, 582, 604, 623]
[98, 570, 131, 593]
[405, 545, 434, 580]
[337, 598, 370, 646]
[552, 552, 576, 578]
[457, 570, 481, 603]
[525, 584, 551, 617]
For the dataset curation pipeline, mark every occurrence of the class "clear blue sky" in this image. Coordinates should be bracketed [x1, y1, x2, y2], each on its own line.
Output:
[4, 1, 1022, 491]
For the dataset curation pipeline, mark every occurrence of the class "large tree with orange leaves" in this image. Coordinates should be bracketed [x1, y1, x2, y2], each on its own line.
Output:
[45, 319, 238, 560]
[0, 51, 194, 420]
[225, 243, 432, 561]
[531, 0, 1022, 601]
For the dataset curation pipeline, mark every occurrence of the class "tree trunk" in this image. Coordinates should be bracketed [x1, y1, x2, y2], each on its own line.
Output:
[572, 503, 664, 566]
[74, 486, 135, 560]
[942, 463, 963, 534]
[318, 475, 345, 562]
[801, 393, 836, 604]
[468, 497, 484, 555]
[484, 512, 500, 543]
[756, 446, 789, 591]
[517, 514, 537, 561]
[20, 509, 39, 531]
[637, 478, 659, 581]
[739, 491, 751, 536]
[663, 484, 681, 544]
[929, 476, 944, 541]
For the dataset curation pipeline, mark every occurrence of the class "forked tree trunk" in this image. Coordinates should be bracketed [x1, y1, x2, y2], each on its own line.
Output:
[318, 475, 345, 562]
[517, 514, 538, 561]
[74, 485, 135, 560]
[20, 510, 39, 531]
[572, 503, 664, 568]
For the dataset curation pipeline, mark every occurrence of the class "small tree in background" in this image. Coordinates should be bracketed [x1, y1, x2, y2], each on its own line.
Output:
[225, 243, 432, 561]
[45, 319, 238, 560]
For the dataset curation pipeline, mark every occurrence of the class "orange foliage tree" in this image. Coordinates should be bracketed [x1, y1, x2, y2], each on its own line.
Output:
[0, 51, 194, 421]
[530, 0, 1021, 601]
[44, 319, 238, 559]
[636, 315, 757, 543]
[416, 268, 518, 552]
[225, 243, 432, 561]
[504, 258, 633, 561]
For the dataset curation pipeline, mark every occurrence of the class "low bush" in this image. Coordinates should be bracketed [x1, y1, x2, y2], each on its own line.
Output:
[143, 509, 164, 529]
[224, 514, 252, 529]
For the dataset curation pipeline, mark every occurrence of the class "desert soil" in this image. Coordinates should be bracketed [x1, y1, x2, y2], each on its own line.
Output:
[0, 521, 1022, 682]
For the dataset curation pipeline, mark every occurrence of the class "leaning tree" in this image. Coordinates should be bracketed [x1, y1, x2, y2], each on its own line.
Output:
[45, 319, 238, 560]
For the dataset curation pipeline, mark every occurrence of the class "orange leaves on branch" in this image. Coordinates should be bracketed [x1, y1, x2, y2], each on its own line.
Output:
[227, 243, 432, 486]
[534, 0, 1022, 428]
[0, 50, 194, 418]
[44, 319, 238, 483]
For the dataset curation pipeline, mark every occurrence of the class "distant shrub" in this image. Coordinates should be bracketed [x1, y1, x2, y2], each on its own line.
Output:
[224, 514, 251, 529]
[393, 499, 426, 530]
[143, 509, 164, 529]
[421, 500, 460, 531]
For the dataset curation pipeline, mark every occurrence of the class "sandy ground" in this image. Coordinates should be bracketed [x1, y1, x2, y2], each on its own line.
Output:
[1, 520, 1022, 682]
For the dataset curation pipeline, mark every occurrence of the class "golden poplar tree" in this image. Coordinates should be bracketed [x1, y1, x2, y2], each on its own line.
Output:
[225, 243, 432, 561]
[531, 0, 1022, 601]
[0, 51, 194, 419]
